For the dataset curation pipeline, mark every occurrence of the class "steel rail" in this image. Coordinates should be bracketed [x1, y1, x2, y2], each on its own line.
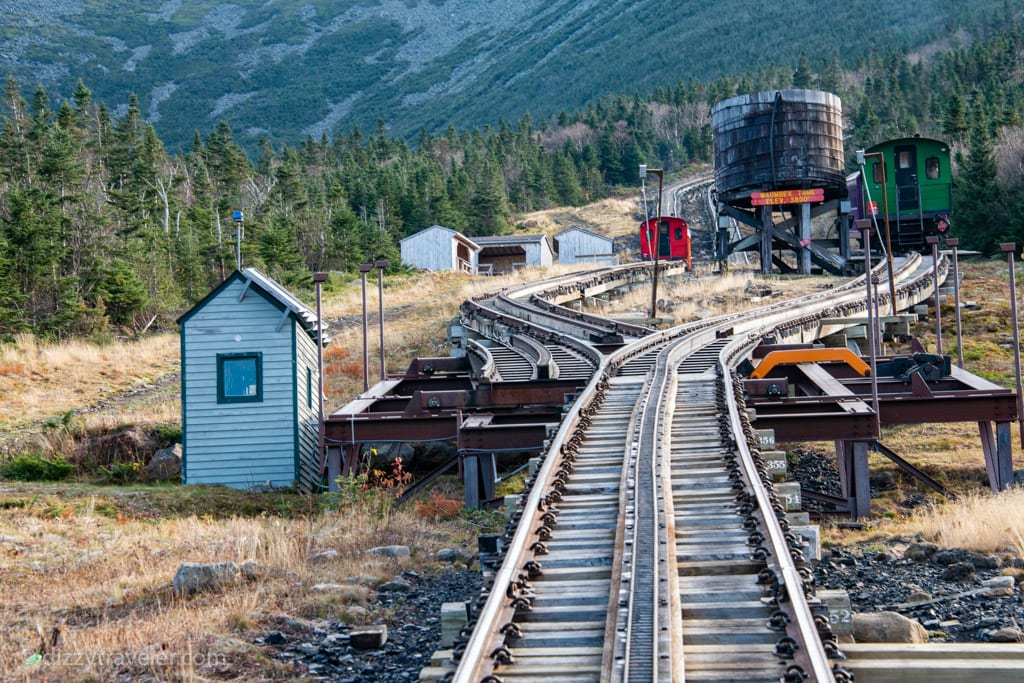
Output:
[448, 250, 946, 683]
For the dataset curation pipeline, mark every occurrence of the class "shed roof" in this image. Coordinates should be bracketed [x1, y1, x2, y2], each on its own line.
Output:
[472, 234, 549, 245]
[554, 226, 611, 241]
[399, 224, 480, 250]
[178, 268, 329, 344]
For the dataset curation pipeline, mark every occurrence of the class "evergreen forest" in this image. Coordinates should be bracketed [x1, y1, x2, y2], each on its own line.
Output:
[3, 22, 1024, 341]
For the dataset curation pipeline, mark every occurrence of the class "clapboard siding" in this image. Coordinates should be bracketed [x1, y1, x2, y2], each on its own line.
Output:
[555, 228, 615, 265]
[399, 224, 479, 272]
[295, 326, 320, 493]
[180, 271, 323, 492]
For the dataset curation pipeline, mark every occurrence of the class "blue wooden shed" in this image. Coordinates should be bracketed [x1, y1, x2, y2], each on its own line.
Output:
[178, 268, 328, 492]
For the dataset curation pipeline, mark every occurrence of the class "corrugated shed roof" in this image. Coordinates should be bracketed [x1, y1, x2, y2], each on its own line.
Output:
[472, 234, 548, 245]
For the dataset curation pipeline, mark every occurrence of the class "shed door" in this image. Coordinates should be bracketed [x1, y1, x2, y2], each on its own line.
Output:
[894, 145, 919, 211]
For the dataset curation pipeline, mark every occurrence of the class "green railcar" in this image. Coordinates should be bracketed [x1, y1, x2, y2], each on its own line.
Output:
[853, 136, 952, 251]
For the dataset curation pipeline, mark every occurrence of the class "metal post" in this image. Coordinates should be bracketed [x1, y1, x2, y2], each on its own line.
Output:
[861, 152, 897, 313]
[927, 236, 942, 355]
[946, 238, 964, 368]
[375, 259, 389, 381]
[313, 272, 328, 483]
[232, 210, 244, 271]
[645, 168, 664, 321]
[1000, 243, 1024, 447]
[359, 263, 373, 392]
[857, 220, 880, 433]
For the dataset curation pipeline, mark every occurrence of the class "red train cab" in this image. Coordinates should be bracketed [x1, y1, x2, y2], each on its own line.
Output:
[640, 216, 691, 268]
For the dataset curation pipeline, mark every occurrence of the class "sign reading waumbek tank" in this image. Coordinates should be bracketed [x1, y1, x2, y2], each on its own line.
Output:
[750, 188, 825, 206]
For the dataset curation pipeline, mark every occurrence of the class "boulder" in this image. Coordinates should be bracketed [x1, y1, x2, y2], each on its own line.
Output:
[989, 627, 1024, 643]
[932, 548, 1000, 570]
[146, 444, 182, 480]
[92, 427, 158, 466]
[940, 561, 977, 582]
[378, 578, 413, 593]
[436, 548, 471, 563]
[367, 545, 410, 559]
[173, 561, 239, 594]
[852, 611, 929, 643]
[903, 542, 938, 562]
[350, 625, 387, 650]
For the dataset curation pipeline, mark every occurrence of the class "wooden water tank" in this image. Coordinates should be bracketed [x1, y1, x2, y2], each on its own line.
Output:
[712, 89, 845, 207]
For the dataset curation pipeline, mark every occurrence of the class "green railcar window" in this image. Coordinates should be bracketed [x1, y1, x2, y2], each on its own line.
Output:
[217, 352, 262, 403]
[926, 157, 940, 180]
[872, 162, 884, 184]
[898, 150, 913, 169]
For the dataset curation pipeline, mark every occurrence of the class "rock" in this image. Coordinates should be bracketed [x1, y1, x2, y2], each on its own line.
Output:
[932, 548, 1000, 570]
[309, 549, 340, 562]
[981, 576, 1015, 589]
[367, 545, 410, 559]
[239, 560, 261, 580]
[378, 579, 414, 593]
[91, 427, 157, 465]
[906, 590, 932, 603]
[853, 611, 929, 643]
[264, 631, 287, 645]
[904, 542, 939, 561]
[436, 548, 469, 563]
[988, 627, 1024, 643]
[146, 443, 182, 480]
[173, 561, 240, 595]
[311, 583, 348, 592]
[350, 625, 388, 650]
[940, 561, 976, 582]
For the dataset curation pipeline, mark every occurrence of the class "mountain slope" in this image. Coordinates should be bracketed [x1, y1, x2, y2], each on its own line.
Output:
[0, 0, 1009, 150]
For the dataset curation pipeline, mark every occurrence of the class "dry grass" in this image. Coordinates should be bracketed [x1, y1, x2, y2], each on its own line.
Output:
[0, 333, 179, 431]
[904, 489, 1024, 555]
[588, 265, 838, 324]
[516, 194, 641, 240]
[0, 481, 489, 682]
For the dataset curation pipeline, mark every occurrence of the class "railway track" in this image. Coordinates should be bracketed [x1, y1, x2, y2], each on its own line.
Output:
[428, 252, 948, 682]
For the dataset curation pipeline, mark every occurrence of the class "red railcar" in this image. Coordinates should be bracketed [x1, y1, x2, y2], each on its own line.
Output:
[639, 216, 691, 268]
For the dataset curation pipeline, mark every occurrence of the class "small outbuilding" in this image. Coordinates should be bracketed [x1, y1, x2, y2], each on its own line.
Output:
[178, 268, 327, 492]
[473, 234, 554, 274]
[554, 226, 617, 265]
[399, 224, 481, 273]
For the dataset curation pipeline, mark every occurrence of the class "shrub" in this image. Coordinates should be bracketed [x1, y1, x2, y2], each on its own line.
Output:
[1, 454, 75, 481]
[153, 423, 182, 444]
[98, 461, 143, 484]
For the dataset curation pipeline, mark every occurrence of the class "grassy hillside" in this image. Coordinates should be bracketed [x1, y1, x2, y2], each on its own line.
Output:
[0, 0, 1010, 150]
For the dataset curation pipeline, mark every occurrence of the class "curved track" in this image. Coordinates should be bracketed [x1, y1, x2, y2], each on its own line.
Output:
[440, 253, 945, 682]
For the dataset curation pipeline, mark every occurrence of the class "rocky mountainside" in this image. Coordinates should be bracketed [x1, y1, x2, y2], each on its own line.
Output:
[0, 0, 1008, 150]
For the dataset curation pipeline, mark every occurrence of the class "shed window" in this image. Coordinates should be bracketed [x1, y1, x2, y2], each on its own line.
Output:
[925, 157, 940, 180]
[217, 352, 262, 403]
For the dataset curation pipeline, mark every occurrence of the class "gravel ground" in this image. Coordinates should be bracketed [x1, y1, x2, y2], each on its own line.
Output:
[261, 569, 482, 682]
[265, 450, 1024, 681]
[789, 445, 1024, 643]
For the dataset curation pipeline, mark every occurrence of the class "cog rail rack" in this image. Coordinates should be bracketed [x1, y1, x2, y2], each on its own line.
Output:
[438, 253, 947, 682]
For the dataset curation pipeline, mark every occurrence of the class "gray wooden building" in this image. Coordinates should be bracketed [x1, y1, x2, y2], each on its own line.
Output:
[399, 224, 481, 273]
[178, 268, 327, 492]
[473, 234, 554, 274]
[554, 226, 617, 265]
